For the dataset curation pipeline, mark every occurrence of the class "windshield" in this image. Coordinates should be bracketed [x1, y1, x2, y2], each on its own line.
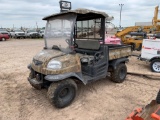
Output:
[15, 30, 23, 32]
[0, 29, 6, 31]
[40, 30, 44, 33]
[28, 30, 37, 32]
[44, 13, 76, 53]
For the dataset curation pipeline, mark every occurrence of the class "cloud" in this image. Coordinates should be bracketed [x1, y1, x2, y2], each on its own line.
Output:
[0, 0, 159, 28]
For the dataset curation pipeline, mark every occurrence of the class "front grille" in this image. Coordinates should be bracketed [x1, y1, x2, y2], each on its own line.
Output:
[32, 33, 38, 35]
[30, 69, 42, 80]
[31, 33, 39, 37]
[18, 33, 25, 35]
[1, 33, 8, 35]
[33, 59, 43, 66]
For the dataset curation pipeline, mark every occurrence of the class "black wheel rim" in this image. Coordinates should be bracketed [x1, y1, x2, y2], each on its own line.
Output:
[119, 68, 126, 80]
[59, 87, 69, 98]
[58, 86, 75, 102]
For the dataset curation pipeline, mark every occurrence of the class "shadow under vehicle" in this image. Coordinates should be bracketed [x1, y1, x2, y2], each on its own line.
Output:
[28, 9, 132, 108]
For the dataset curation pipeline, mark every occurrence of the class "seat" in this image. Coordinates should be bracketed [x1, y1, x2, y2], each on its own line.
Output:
[75, 39, 100, 55]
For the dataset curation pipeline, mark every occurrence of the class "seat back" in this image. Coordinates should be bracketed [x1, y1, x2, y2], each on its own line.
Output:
[76, 39, 100, 50]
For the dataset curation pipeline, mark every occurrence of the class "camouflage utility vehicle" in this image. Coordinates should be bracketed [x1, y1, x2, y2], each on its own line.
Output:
[28, 9, 132, 108]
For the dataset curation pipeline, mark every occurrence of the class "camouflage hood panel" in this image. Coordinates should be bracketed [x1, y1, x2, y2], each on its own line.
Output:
[33, 49, 65, 62]
[31, 49, 81, 75]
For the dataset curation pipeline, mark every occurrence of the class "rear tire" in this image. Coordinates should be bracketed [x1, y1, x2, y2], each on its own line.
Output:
[131, 43, 136, 51]
[110, 63, 127, 83]
[47, 79, 77, 108]
[136, 44, 142, 51]
[150, 59, 160, 72]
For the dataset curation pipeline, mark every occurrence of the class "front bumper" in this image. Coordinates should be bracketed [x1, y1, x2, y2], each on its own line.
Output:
[27, 64, 83, 83]
[28, 77, 43, 89]
[30, 34, 39, 38]
[138, 57, 149, 62]
[44, 72, 77, 81]
[16, 35, 25, 37]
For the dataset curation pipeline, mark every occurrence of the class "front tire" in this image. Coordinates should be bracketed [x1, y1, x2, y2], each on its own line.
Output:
[2, 37, 6, 41]
[110, 63, 127, 83]
[47, 79, 77, 108]
[150, 59, 160, 72]
[15, 35, 17, 39]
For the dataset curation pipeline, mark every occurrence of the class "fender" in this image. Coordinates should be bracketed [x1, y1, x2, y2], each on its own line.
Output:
[149, 56, 160, 62]
[44, 72, 87, 84]
[28, 64, 87, 84]
[109, 57, 129, 70]
[27, 64, 31, 69]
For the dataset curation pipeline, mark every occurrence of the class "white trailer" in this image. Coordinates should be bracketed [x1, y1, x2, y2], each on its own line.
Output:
[140, 38, 160, 72]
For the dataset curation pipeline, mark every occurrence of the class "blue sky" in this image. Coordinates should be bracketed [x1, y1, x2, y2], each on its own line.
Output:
[0, 0, 159, 28]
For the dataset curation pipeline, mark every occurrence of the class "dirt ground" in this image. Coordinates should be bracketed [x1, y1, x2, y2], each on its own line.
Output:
[0, 39, 159, 120]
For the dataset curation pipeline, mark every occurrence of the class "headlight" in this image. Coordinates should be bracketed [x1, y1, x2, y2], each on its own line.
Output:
[47, 60, 62, 70]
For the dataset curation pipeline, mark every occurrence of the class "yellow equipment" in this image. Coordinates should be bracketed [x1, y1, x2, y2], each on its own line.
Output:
[115, 6, 160, 51]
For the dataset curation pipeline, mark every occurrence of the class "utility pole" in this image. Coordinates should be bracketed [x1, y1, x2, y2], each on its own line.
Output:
[119, 4, 124, 28]
[36, 22, 38, 30]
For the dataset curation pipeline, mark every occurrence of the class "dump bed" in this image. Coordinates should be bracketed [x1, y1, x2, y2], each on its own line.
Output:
[108, 45, 132, 60]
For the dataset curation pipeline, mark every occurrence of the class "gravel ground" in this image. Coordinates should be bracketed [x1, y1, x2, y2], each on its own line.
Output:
[0, 39, 159, 120]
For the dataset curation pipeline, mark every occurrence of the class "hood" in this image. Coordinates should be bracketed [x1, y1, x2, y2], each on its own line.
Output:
[15, 32, 24, 34]
[29, 32, 38, 34]
[33, 49, 65, 62]
[0, 31, 9, 34]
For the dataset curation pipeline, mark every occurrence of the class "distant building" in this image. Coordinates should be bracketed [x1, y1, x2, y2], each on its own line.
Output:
[135, 22, 152, 26]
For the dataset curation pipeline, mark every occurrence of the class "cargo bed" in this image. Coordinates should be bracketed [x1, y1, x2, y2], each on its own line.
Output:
[75, 40, 132, 60]
[108, 45, 132, 60]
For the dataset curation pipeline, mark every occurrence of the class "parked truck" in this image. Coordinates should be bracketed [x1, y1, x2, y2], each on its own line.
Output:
[27, 8, 132, 108]
[11, 29, 26, 39]
[25, 29, 40, 38]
